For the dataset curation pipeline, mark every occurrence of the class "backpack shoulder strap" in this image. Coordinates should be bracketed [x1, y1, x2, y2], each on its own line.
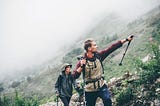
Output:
[94, 53, 104, 74]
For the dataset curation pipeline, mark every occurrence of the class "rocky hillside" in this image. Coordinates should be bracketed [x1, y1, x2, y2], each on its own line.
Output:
[0, 5, 160, 106]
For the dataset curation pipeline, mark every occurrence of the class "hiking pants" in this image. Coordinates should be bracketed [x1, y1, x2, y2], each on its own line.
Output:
[85, 84, 112, 106]
[60, 96, 71, 106]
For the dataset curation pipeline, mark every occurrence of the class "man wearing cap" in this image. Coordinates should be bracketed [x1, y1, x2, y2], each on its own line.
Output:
[55, 63, 77, 106]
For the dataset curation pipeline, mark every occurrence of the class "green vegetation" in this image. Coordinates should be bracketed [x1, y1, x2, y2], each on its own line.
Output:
[1, 5, 160, 106]
[0, 90, 39, 106]
[0, 83, 4, 92]
[113, 41, 160, 105]
[116, 87, 134, 106]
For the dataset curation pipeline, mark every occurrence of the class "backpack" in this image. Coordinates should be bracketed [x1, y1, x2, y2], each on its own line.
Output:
[82, 52, 104, 79]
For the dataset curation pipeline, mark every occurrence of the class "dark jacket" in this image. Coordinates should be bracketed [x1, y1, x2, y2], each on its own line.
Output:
[55, 72, 76, 97]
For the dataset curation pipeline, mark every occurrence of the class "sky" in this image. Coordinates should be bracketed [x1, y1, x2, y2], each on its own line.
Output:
[0, 0, 160, 80]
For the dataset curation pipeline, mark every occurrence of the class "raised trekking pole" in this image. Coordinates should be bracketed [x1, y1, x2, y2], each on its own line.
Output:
[119, 35, 134, 66]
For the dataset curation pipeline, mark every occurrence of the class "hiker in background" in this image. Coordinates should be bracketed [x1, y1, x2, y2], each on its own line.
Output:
[55, 63, 77, 106]
[73, 36, 133, 106]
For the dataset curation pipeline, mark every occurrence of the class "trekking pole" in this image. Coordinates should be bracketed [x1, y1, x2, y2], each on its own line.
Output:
[81, 65, 86, 106]
[77, 56, 86, 106]
[56, 96, 59, 106]
[119, 35, 134, 66]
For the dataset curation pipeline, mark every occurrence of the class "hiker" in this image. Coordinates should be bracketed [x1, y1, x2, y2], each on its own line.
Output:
[73, 36, 133, 106]
[55, 63, 78, 106]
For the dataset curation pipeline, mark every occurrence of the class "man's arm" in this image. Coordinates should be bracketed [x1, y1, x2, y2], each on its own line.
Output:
[98, 40, 122, 61]
[72, 61, 82, 79]
[99, 36, 133, 61]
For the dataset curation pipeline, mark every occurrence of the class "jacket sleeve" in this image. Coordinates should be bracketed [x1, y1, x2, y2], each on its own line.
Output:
[55, 75, 62, 92]
[99, 40, 123, 61]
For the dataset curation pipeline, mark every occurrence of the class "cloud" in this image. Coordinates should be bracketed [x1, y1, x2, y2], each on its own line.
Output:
[0, 0, 159, 79]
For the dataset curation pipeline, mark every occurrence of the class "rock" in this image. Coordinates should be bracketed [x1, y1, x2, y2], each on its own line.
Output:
[154, 99, 160, 106]
[155, 78, 160, 83]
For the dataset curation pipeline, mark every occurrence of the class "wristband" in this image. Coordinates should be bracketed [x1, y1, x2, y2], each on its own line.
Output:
[126, 38, 129, 41]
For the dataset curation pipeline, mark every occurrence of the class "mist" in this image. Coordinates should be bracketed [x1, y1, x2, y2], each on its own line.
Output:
[0, 0, 160, 80]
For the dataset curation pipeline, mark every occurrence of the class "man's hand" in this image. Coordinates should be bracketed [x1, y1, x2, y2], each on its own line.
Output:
[80, 58, 86, 67]
[126, 35, 134, 41]
[121, 35, 134, 44]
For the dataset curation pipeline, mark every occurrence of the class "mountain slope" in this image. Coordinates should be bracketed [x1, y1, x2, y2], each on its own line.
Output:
[1, 5, 160, 105]
[30, 5, 160, 96]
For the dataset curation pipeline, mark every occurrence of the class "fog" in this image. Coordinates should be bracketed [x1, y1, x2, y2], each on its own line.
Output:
[0, 0, 160, 80]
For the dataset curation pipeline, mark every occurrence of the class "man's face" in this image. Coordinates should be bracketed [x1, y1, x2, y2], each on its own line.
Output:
[90, 41, 98, 52]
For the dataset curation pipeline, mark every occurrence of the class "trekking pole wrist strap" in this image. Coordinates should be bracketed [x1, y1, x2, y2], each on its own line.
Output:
[126, 38, 129, 41]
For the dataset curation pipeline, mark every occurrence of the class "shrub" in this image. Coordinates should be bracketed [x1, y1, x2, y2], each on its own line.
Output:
[116, 87, 134, 106]
[0, 83, 4, 92]
[0, 91, 39, 106]
[11, 81, 21, 88]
